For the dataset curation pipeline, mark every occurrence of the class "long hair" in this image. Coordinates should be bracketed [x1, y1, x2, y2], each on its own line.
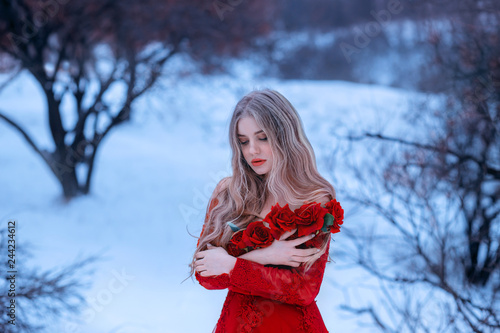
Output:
[189, 88, 336, 275]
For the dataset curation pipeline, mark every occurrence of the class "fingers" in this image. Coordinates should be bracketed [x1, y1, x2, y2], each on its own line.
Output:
[195, 252, 204, 259]
[283, 257, 301, 267]
[290, 232, 316, 246]
[290, 254, 314, 263]
[289, 246, 325, 263]
[294, 247, 321, 257]
[279, 228, 297, 241]
[309, 247, 327, 262]
[194, 262, 204, 272]
[197, 244, 215, 255]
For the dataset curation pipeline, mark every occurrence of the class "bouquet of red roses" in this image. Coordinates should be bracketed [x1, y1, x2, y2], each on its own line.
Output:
[226, 199, 344, 257]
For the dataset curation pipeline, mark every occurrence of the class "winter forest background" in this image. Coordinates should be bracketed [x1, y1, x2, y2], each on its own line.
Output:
[0, 0, 499, 332]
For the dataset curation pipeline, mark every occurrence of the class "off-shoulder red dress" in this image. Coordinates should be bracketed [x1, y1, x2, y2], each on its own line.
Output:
[195, 198, 330, 333]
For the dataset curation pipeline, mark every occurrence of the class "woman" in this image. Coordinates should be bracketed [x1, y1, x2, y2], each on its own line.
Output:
[189, 88, 336, 332]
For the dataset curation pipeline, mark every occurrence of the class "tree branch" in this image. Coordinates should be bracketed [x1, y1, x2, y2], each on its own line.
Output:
[351, 132, 500, 180]
[0, 109, 50, 165]
[0, 65, 22, 93]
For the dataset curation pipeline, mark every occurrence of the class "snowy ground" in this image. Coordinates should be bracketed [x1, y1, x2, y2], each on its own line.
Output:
[0, 60, 418, 332]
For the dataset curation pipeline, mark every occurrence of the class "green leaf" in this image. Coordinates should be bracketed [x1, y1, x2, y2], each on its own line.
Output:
[227, 222, 240, 232]
[324, 213, 334, 227]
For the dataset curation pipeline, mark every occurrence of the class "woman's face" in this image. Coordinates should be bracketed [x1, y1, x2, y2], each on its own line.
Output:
[237, 116, 273, 175]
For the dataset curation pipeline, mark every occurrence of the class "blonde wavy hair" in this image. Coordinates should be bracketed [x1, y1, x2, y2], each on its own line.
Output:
[189, 88, 336, 275]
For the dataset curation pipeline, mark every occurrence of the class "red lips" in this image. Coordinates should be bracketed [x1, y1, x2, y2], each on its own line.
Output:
[251, 159, 266, 166]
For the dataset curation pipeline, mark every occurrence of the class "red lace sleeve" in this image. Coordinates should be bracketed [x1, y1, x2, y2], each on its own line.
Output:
[195, 198, 231, 290]
[195, 271, 230, 290]
[227, 239, 330, 306]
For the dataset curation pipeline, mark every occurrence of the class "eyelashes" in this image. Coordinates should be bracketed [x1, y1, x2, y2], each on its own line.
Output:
[239, 137, 267, 145]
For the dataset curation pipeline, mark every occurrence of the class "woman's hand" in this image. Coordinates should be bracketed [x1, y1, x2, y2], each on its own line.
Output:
[247, 228, 322, 267]
[194, 244, 237, 277]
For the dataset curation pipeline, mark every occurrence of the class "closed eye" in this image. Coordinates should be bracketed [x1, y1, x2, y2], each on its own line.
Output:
[239, 137, 267, 145]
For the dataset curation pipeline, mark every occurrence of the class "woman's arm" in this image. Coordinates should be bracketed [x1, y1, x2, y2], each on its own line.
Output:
[195, 225, 234, 290]
[227, 236, 330, 306]
[195, 193, 233, 290]
[235, 228, 320, 266]
[195, 232, 325, 290]
[196, 243, 330, 306]
[196, 232, 331, 306]
[196, 228, 320, 275]
[195, 234, 321, 290]
[196, 231, 319, 276]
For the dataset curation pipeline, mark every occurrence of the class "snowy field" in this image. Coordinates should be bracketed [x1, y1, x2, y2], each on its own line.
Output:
[0, 59, 418, 332]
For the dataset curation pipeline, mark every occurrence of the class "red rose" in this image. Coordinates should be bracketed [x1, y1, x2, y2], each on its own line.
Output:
[325, 199, 344, 234]
[227, 230, 246, 256]
[263, 203, 296, 239]
[331, 225, 340, 234]
[242, 221, 274, 248]
[294, 202, 328, 237]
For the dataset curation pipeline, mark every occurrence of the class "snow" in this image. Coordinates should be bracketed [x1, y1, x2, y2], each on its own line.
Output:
[0, 59, 420, 332]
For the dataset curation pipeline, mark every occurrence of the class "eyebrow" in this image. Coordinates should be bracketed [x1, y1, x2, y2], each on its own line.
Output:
[237, 130, 264, 137]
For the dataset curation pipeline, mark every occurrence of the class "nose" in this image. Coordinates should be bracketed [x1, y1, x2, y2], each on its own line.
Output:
[249, 140, 260, 155]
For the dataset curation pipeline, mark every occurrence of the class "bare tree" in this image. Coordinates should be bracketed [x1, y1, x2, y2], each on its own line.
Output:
[335, 1, 500, 331]
[0, 0, 277, 199]
[0, 227, 100, 333]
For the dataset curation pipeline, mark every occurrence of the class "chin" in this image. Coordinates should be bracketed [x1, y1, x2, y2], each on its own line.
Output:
[248, 164, 271, 176]
[257, 170, 270, 177]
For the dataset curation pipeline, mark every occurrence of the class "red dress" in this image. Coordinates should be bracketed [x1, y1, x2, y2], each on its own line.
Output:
[195, 199, 330, 333]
